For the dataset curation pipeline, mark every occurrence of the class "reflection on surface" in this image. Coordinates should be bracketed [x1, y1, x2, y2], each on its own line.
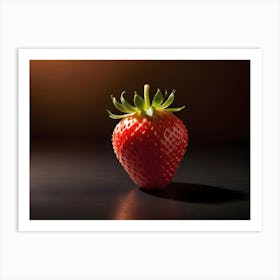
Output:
[114, 187, 190, 220]
[114, 189, 138, 220]
[141, 182, 249, 204]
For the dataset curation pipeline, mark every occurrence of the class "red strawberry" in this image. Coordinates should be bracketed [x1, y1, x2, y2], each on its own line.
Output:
[107, 84, 188, 190]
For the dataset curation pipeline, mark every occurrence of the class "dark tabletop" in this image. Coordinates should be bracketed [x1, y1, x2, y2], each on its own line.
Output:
[30, 141, 250, 220]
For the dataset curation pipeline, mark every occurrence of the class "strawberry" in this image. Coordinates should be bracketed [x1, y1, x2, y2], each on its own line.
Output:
[107, 84, 188, 190]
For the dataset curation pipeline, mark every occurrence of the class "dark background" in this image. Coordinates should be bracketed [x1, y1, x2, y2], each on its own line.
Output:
[30, 60, 250, 220]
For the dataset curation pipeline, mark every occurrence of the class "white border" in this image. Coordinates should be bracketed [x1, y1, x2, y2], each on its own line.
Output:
[18, 49, 262, 232]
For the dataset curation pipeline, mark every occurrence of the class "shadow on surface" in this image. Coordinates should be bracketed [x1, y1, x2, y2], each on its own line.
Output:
[141, 182, 249, 204]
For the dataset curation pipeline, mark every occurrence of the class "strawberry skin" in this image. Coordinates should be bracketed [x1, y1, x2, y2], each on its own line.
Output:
[112, 111, 188, 189]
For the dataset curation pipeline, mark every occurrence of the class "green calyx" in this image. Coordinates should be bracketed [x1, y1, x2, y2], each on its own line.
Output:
[107, 84, 185, 119]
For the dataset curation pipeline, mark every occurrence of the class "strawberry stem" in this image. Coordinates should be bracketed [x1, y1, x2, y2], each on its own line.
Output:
[108, 84, 186, 119]
[144, 84, 150, 110]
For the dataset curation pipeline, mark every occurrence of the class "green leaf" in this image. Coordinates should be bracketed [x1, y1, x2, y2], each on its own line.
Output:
[165, 106, 185, 112]
[111, 95, 132, 113]
[152, 89, 163, 108]
[107, 110, 136, 119]
[160, 90, 175, 109]
[120, 91, 137, 112]
[134, 93, 145, 110]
